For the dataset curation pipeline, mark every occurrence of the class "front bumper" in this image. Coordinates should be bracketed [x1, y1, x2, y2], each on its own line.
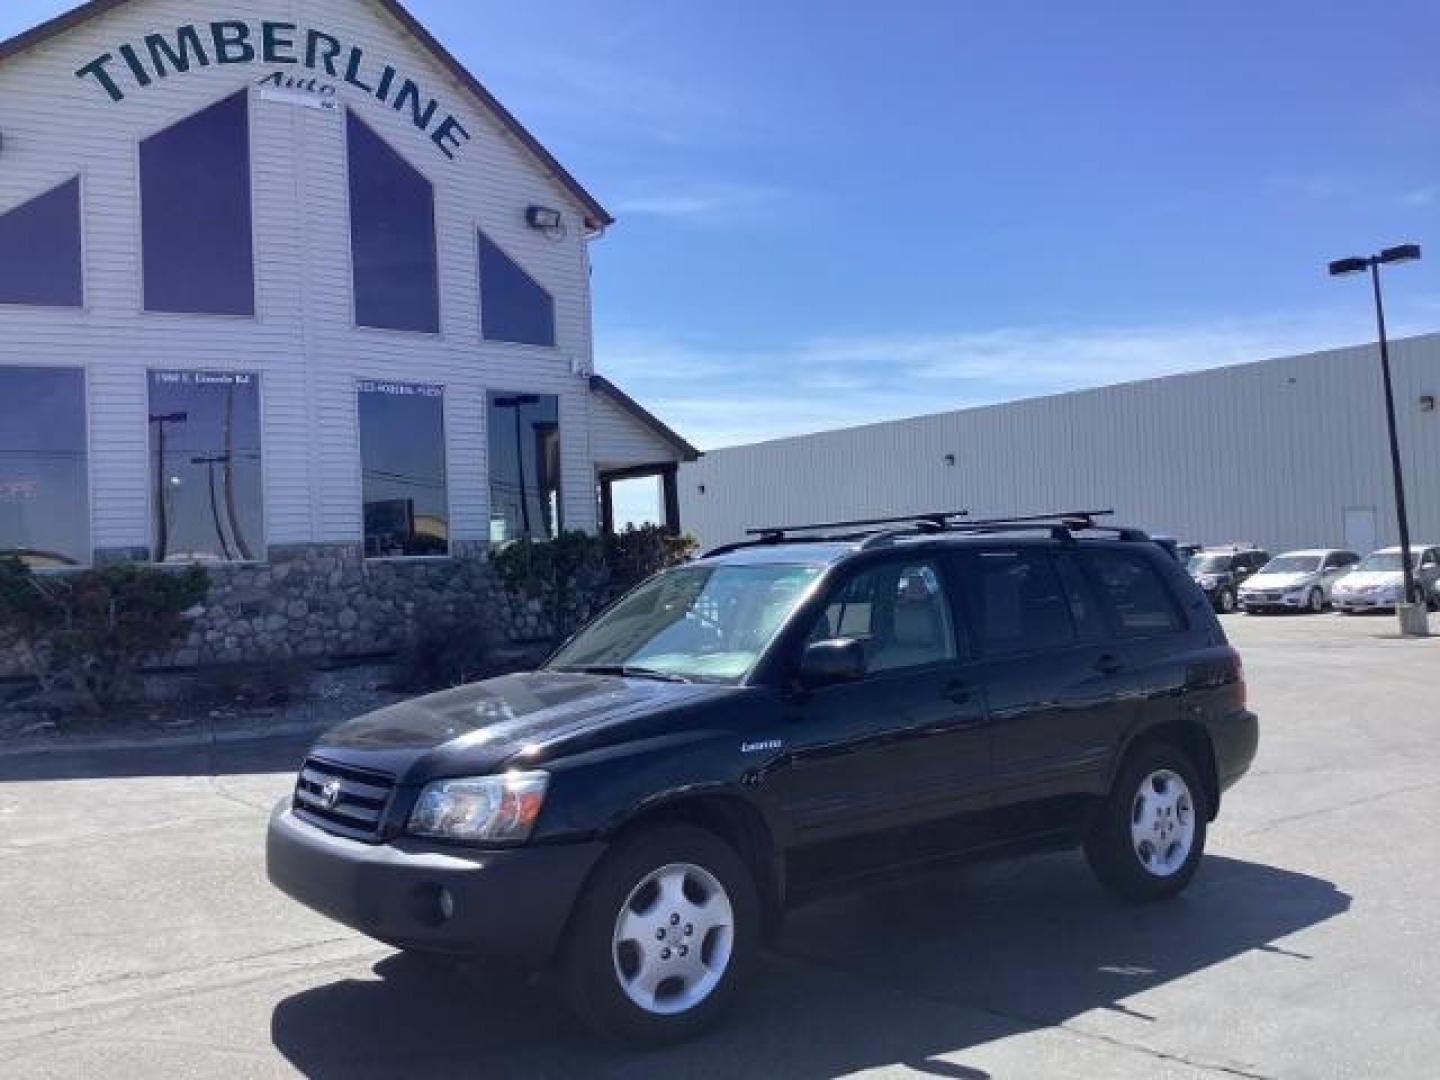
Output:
[1241, 591, 1310, 610]
[266, 802, 605, 965]
[1332, 594, 1399, 612]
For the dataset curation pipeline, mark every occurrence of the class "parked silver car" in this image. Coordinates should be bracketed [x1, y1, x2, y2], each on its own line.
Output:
[1239, 549, 1361, 613]
[1331, 545, 1440, 613]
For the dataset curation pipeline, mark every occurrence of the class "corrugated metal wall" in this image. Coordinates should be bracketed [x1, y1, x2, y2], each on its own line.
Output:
[681, 333, 1440, 554]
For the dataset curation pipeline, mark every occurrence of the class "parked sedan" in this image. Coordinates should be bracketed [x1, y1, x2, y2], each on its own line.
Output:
[1331, 545, 1440, 613]
[1239, 549, 1360, 613]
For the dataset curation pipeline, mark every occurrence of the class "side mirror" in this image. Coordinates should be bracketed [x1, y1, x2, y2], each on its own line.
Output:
[799, 638, 866, 687]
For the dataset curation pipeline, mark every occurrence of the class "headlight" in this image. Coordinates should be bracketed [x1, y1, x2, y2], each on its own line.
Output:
[408, 771, 549, 842]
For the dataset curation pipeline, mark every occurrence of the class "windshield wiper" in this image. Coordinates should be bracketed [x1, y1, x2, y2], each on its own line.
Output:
[558, 664, 692, 683]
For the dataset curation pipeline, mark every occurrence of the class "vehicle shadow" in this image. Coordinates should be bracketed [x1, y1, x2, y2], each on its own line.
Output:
[269, 852, 1348, 1078]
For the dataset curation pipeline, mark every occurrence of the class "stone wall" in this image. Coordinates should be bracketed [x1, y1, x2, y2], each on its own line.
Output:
[0, 544, 583, 680]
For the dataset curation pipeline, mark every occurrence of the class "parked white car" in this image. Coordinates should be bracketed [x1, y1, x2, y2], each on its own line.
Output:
[1239, 549, 1361, 613]
[1331, 545, 1440, 613]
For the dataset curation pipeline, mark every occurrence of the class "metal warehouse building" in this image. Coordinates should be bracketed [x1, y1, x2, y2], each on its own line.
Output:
[0, 0, 695, 573]
[681, 333, 1440, 555]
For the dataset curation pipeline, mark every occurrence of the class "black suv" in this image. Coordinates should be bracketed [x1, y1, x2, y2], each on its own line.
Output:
[1187, 546, 1271, 613]
[267, 512, 1258, 1045]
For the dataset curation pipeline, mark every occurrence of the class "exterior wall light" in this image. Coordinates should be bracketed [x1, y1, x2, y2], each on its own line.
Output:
[526, 205, 562, 231]
[1421, 395, 1436, 412]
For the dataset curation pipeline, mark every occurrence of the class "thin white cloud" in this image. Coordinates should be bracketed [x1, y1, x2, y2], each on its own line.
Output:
[613, 182, 786, 220]
[1265, 174, 1342, 199]
[1401, 186, 1438, 207]
[597, 312, 1427, 451]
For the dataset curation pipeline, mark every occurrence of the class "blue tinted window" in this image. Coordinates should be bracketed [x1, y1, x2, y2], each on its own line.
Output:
[0, 367, 88, 567]
[148, 371, 263, 563]
[140, 91, 254, 316]
[479, 232, 555, 346]
[0, 179, 83, 308]
[487, 392, 561, 542]
[347, 112, 439, 333]
[359, 381, 448, 557]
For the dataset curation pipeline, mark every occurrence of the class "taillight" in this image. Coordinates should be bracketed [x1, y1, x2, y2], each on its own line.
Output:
[1232, 649, 1247, 707]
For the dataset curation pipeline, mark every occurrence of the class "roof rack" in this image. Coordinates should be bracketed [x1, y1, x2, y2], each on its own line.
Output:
[745, 509, 970, 538]
[702, 508, 1151, 558]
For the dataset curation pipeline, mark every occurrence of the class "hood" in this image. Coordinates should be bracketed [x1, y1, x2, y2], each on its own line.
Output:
[1244, 571, 1316, 590]
[310, 671, 737, 775]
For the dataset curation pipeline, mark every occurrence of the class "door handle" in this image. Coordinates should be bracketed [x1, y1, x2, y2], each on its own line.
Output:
[1095, 654, 1123, 676]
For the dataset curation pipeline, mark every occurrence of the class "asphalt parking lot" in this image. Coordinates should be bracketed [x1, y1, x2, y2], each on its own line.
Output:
[1, 611, 1437, 1079]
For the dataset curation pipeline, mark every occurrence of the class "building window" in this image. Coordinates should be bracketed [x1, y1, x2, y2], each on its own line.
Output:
[478, 231, 555, 346]
[0, 178, 83, 308]
[487, 392, 561, 543]
[358, 380, 449, 557]
[148, 371, 262, 563]
[140, 91, 255, 316]
[0, 367, 88, 568]
[347, 112, 439, 333]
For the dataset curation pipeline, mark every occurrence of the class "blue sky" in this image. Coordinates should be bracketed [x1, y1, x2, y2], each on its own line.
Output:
[5, 1, 1437, 461]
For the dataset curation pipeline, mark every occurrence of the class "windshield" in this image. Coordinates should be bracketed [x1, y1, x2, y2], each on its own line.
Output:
[1261, 555, 1324, 574]
[548, 563, 825, 683]
[1356, 552, 1411, 573]
[1188, 554, 1232, 573]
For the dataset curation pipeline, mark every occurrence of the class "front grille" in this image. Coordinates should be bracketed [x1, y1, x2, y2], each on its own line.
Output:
[293, 757, 396, 841]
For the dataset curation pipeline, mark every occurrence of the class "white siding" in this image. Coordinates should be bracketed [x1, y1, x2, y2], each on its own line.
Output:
[0, 0, 636, 556]
[681, 334, 1440, 554]
[589, 389, 679, 470]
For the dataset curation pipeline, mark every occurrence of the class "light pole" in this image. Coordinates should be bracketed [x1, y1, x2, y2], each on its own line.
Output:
[492, 394, 539, 538]
[1328, 243, 1426, 635]
[147, 411, 187, 562]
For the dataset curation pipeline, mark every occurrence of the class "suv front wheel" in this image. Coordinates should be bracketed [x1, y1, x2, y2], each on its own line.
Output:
[560, 823, 759, 1045]
[1085, 742, 1208, 902]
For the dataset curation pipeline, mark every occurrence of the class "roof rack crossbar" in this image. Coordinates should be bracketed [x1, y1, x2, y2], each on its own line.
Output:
[744, 510, 970, 537]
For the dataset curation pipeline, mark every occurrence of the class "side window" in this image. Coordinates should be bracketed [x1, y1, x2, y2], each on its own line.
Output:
[1084, 550, 1184, 637]
[808, 559, 956, 674]
[1423, 550, 1438, 568]
[1053, 554, 1109, 642]
[962, 548, 1076, 657]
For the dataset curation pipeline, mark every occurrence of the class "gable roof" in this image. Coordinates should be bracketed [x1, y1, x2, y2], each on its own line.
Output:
[590, 375, 699, 462]
[0, 0, 614, 230]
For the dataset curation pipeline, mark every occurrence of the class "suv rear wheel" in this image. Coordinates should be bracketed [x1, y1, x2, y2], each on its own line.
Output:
[1085, 742, 1208, 902]
[560, 823, 758, 1045]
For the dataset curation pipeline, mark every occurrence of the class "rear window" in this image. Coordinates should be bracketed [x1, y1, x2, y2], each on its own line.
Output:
[1085, 550, 1184, 636]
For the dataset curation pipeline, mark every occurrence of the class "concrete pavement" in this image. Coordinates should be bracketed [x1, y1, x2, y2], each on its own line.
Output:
[0, 613, 1435, 1078]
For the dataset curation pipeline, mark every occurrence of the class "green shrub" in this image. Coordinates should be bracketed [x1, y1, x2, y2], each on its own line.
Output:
[193, 658, 308, 707]
[0, 557, 208, 716]
[391, 603, 502, 693]
[491, 525, 696, 640]
[605, 524, 698, 595]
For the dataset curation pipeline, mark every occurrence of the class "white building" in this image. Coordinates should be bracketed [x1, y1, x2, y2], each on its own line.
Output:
[681, 333, 1440, 555]
[0, 0, 694, 571]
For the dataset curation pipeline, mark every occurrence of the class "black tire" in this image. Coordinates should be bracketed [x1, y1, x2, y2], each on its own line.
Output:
[1307, 588, 1324, 614]
[1085, 741, 1208, 903]
[1216, 587, 1236, 614]
[560, 823, 759, 1046]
